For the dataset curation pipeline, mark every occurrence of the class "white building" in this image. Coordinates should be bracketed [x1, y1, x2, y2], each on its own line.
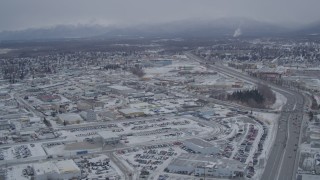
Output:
[19, 130, 35, 141]
[108, 85, 136, 96]
[118, 108, 145, 118]
[166, 153, 246, 178]
[80, 110, 97, 121]
[83, 89, 97, 97]
[166, 158, 200, 175]
[29, 117, 41, 124]
[194, 160, 246, 178]
[97, 131, 120, 146]
[57, 113, 83, 125]
[184, 138, 220, 155]
[33, 160, 81, 180]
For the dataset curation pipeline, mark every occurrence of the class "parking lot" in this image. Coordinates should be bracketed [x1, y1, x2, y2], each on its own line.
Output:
[0, 143, 46, 161]
[74, 154, 121, 180]
[117, 143, 184, 179]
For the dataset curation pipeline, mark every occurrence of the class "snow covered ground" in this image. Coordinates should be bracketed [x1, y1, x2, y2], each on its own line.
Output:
[269, 91, 287, 111]
[5, 164, 30, 180]
[251, 112, 279, 179]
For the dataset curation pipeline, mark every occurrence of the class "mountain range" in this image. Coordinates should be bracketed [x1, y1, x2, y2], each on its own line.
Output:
[0, 18, 320, 41]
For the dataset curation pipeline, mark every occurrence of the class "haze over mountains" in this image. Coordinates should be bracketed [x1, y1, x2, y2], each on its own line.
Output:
[0, 18, 319, 41]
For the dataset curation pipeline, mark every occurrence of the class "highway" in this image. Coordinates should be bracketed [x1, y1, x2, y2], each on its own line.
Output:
[186, 52, 305, 180]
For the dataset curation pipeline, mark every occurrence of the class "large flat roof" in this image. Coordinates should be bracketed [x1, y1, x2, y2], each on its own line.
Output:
[185, 138, 214, 148]
[97, 131, 119, 139]
[118, 108, 144, 115]
[57, 113, 83, 122]
[169, 153, 246, 171]
[55, 159, 81, 174]
[109, 85, 134, 91]
[33, 162, 57, 175]
[33, 160, 80, 175]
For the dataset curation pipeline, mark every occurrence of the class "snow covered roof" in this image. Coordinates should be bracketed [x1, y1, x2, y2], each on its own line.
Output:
[55, 160, 81, 174]
[118, 108, 144, 115]
[97, 131, 119, 139]
[109, 85, 133, 91]
[57, 113, 83, 122]
[185, 138, 215, 148]
[33, 162, 57, 175]
[29, 117, 41, 123]
[33, 160, 80, 176]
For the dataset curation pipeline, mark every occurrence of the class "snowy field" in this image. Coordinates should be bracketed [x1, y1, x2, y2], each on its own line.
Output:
[269, 91, 287, 110]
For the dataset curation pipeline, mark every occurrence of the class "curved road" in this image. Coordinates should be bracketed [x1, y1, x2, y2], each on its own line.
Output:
[186, 52, 304, 180]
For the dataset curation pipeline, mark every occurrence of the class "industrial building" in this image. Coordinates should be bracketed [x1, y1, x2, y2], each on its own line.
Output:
[118, 108, 145, 118]
[108, 85, 136, 96]
[57, 113, 83, 125]
[166, 153, 246, 178]
[33, 160, 81, 180]
[97, 131, 120, 146]
[80, 110, 97, 121]
[184, 138, 220, 155]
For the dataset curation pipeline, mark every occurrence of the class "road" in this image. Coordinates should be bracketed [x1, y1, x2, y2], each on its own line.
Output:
[13, 93, 44, 118]
[186, 52, 304, 180]
[106, 152, 133, 180]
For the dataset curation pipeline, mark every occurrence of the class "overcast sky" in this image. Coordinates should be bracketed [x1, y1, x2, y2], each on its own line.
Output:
[1, 0, 320, 31]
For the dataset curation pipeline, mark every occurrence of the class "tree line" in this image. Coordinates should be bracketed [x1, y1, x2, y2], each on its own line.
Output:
[227, 84, 276, 108]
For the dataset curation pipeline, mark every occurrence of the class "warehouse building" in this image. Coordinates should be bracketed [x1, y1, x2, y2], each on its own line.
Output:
[97, 131, 120, 146]
[118, 108, 145, 118]
[57, 113, 83, 125]
[108, 85, 136, 96]
[80, 110, 97, 121]
[184, 138, 220, 155]
[33, 160, 81, 180]
[166, 153, 246, 178]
